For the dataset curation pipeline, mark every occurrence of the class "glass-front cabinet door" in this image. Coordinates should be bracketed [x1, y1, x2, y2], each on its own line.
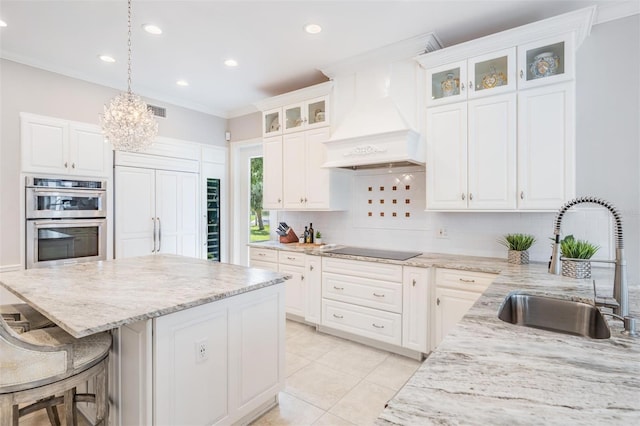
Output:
[263, 108, 282, 137]
[305, 96, 329, 129]
[284, 103, 304, 133]
[468, 47, 516, 98]
[426, 61, 467, 106]
[518, 33, 574, 89]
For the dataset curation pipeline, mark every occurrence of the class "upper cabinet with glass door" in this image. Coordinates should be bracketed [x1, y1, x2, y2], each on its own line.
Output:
[517, 33, 575, 89]
[263, 107, 282, 137]
[426, 48, 515, 106]
[283, 96, 330, 133]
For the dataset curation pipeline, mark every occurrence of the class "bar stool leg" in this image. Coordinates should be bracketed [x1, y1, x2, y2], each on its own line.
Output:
[64, 388, 77, 426]
[46, 402, 61, 426]
[95, 360, 108, 425]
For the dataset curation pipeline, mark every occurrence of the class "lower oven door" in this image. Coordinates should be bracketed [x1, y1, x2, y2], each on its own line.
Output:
[26, 218, 107, 268]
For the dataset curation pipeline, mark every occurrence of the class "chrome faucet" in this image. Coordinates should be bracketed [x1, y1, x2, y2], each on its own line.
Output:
[548, 197, 628, 317]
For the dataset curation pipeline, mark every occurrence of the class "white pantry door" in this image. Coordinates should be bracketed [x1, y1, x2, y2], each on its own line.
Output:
[115, 166, 156, 258]
[156, 170, 199, 257]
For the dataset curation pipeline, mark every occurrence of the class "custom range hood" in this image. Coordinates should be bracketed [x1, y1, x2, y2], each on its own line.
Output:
[321, 34, 441, 170]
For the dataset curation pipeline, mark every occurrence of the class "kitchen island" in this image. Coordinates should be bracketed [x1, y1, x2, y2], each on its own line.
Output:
[0, 254, 290, 426]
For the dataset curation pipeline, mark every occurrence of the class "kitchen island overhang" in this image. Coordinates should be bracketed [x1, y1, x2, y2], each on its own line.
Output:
[0, 254, 290, 425]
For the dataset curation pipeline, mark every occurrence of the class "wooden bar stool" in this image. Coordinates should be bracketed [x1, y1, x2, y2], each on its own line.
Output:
[0, 315, 111, 425]
[0, 303, 55, 333]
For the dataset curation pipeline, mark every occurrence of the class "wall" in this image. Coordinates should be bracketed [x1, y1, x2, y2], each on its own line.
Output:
[274, 15, 640, 285]
[0, 59, 228, 269]
[228, 112, 261, 142]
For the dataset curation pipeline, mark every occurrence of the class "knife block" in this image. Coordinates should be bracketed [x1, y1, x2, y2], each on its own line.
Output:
[279, 228, 299, 244]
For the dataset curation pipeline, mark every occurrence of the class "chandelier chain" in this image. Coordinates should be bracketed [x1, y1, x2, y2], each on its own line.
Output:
[127, 0, 132, 94]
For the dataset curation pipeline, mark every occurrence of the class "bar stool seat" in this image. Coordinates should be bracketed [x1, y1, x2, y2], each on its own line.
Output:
[0, 303, 55, 333]
[0, 316, 111, 425]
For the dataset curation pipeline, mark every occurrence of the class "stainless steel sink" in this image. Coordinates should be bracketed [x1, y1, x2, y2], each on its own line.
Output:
[498, 292, 610, 339]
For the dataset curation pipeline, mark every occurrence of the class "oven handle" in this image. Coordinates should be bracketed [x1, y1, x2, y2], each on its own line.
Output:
[29, 188, 106, 197]
[152, 218, 157, 253]
[29, 218, 107, 227]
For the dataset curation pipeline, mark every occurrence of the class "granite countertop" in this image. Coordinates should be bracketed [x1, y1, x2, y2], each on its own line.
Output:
[249, 241, 639, 423]
[378, 264, 640, 424]
[0, 254, 289, 338]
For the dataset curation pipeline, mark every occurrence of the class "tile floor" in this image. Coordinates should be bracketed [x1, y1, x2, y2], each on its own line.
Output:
[20, 320, 421, 426]
[251, 320, 422, 426]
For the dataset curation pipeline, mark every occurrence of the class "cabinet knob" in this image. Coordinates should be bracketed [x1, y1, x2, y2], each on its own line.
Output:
[469, 81, 473, 90]
[304, 197, 308, 203]
[71, 162, 75, 169]
[277, 198, 281, 203]
[461, 193, 466, 200]
[412, 279, 416, 287]
[64, 162, 68, 168]
[300, 197, 304, 203]
[520, 70, 524, 79]
[469, 193, 473, 201]
[301, 275, 304, 281]
[437, 298, 441, 306]
[520, 191, 525, 200]
[461, 82, 465, 91]
[309, 265, 314, 271]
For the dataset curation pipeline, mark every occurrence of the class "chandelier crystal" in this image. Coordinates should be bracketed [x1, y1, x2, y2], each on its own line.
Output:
[100, 0, 157, 152]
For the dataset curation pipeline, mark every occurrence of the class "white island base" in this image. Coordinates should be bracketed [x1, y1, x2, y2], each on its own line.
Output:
[103, 284, 285, 426]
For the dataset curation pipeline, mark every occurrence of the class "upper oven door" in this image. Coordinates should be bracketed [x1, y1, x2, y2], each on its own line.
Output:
[26, 187, 107, 219]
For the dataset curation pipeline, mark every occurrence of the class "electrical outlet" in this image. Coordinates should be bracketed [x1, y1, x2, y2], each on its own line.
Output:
[437, 227, 449, 239]
[195, 339, 208, 363]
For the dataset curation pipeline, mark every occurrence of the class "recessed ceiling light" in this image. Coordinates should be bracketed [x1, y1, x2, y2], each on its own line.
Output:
[176, 80, 189, 87]
[224, 59, 238, 67]
[99, 55, 116, 63]
[304, 23, 322, 34]
[142, 24, 162, 35]
[0, 20, 7, 28]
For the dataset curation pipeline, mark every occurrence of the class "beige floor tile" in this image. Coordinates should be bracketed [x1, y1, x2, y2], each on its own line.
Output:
[286, 330, 348, 360]
[251, 391, 325, 426]
[286, 351, 313, 377]
[285, 362, 361, 410]
[286, 319, 315, 338]
[312, 412, 357, 425]
[364, 354, 422, 391]
[19, 406, 91, 426]
[329, 381, 397, 426]
[315, 340, 389, 379]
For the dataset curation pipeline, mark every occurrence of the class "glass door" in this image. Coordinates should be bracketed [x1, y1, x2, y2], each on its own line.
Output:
[468, 47, 516, 98]
[518, 33, 574, 89]
[206, 178, 221, 261]
[426, 60, 467, 106]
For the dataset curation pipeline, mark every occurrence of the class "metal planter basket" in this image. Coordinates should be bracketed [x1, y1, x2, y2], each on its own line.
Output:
[508, 250, 529, 265]
[562, 259, 592, 279]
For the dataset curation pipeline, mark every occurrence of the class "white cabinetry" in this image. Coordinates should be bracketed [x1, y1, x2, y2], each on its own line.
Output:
[402, 267, 430, 353]
[426, 94, 516, 210]
[278, 251, 306, 317]
[262, 95, 330, 137]
[249, 247, 279, 272]
[419, 8, 592, 211]
[154, 284, 285, 425]
[321, 257, 403, 346]
[432, 269, 496, 348]
[21, 113, 112, 177]
[517, 83, 575, 209]
[115, 163, 198, 259]
[305, 255, 322, 324]
[263, 136, 284, 209]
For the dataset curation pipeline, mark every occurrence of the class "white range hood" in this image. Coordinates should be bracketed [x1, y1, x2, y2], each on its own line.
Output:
[321, 34, 441, 170]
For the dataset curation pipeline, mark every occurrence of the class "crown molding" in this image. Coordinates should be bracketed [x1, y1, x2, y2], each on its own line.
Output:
[594, 0, 640, 25]
[320, 33, 442, 79]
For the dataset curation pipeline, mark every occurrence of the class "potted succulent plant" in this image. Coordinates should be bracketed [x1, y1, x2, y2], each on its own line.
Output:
[499, 233, 536, 264]
[315, 231, 322, 245]
[560, 235, 599, 279]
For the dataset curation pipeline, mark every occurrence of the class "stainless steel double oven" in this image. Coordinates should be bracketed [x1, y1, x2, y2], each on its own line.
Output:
[25, 176, 107, 268]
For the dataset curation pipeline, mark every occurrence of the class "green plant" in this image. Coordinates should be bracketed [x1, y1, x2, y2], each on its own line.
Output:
[560, 235, 599, 259]
[499, 233, 536, 251]
[315, 231, 322, 238]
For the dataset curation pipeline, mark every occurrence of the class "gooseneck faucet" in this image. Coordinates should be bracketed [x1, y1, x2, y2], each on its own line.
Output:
[549, 197, 628, 317]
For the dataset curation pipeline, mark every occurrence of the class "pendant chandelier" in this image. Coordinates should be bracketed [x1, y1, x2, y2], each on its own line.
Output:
[101, 0, 158, 152]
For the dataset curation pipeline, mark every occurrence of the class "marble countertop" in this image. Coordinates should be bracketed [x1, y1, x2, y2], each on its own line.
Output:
[0, 254, 289, 338]
[378, 264, 640, 425]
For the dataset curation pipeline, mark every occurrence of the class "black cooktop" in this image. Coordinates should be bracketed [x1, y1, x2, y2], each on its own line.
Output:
[328, 247, 422, 261]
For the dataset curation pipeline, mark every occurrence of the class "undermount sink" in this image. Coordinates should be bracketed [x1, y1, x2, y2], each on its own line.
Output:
[498, 292, 611, 339]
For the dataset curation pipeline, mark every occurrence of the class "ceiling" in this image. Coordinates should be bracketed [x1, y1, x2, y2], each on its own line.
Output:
[0, 0, 623, 118]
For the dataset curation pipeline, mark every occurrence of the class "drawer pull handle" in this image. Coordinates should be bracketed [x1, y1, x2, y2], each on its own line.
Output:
[372, 323, 385, 329]
[459, 278, 476, 283]
[287, 256, 296, 260]
[258, 253, 266, 257]
[333, 286, 344, 290]
[412, 279, 416, 287]
[333, 314, 344, 319]
[373, 293, 385, 298]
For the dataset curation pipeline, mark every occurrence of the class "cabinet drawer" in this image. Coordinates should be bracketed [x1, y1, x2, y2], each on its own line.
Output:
[249, 259, 279, 272]
[435, 268, 496, 292]
[278, 251, 305, 267]
[250, 248, 278, 263]
[322, 273, 402, 313]
[322, 300, 401, 346]
[322, 257, 402, 282]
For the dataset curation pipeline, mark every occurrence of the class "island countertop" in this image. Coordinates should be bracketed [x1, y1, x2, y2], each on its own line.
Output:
[0, 254, 289, 338]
